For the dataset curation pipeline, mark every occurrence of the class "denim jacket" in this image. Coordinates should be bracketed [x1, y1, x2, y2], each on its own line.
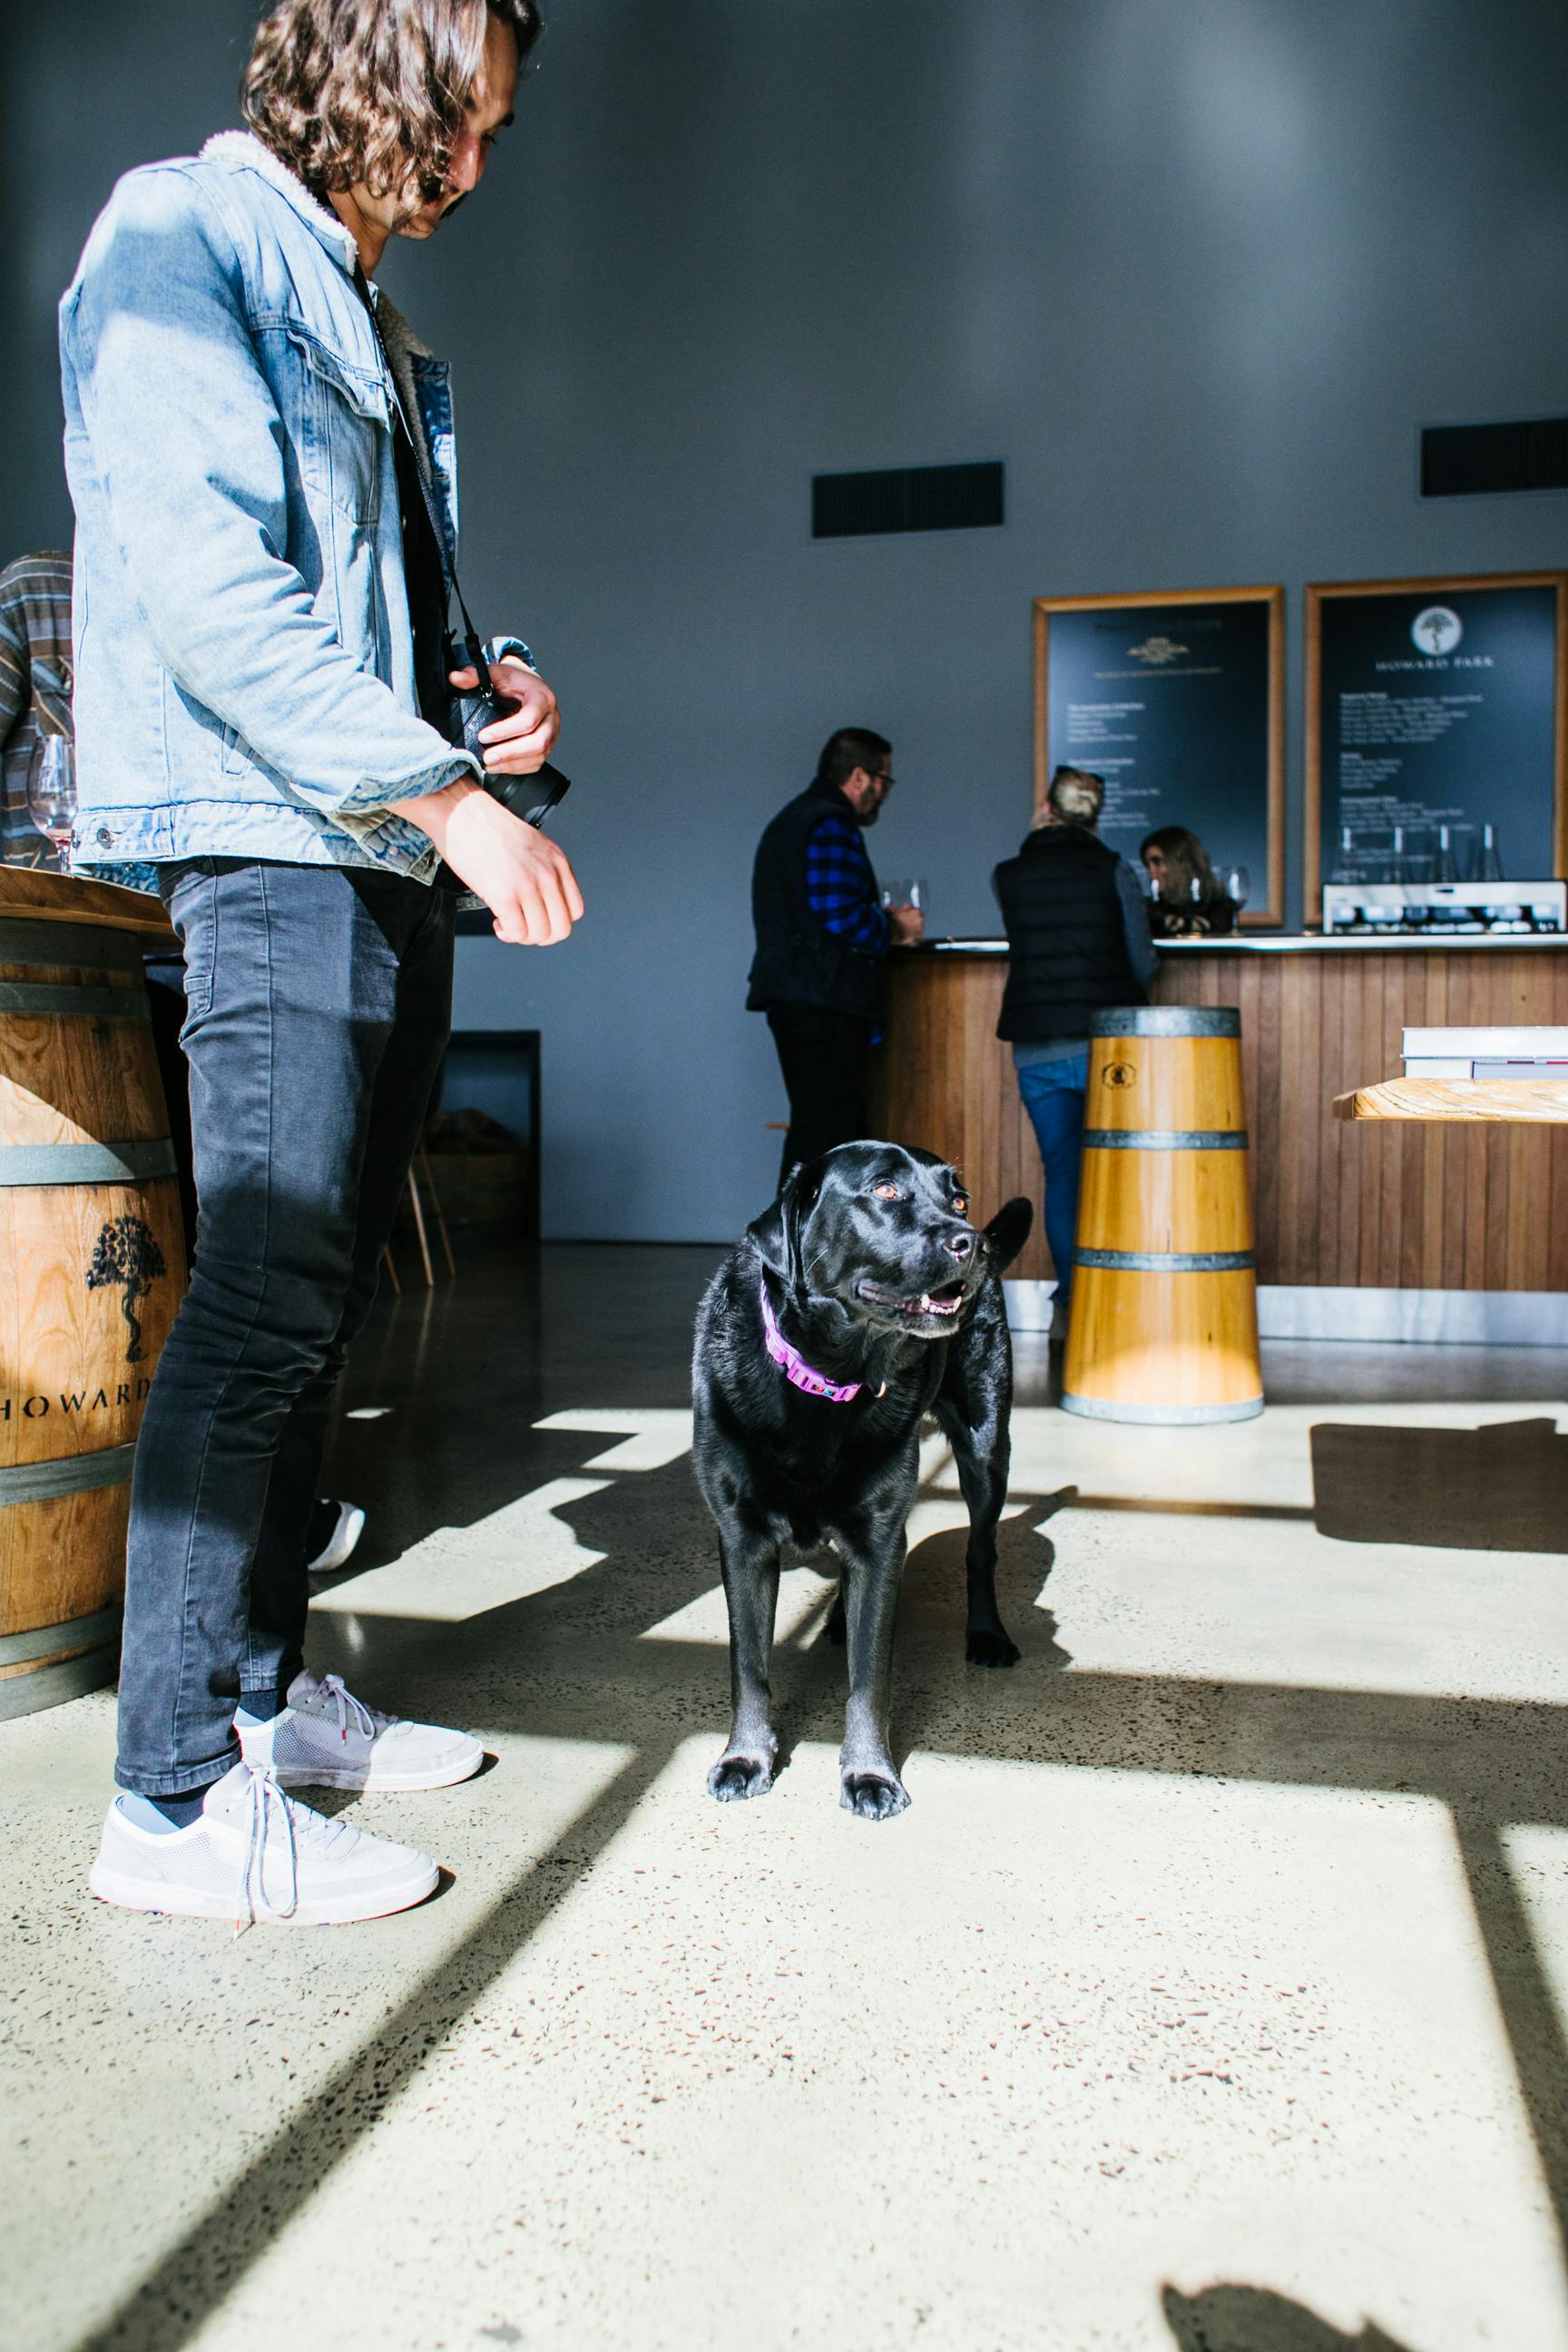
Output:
[59, 132, 529, 885]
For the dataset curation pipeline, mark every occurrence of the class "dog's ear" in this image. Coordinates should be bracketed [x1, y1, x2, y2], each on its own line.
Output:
[748, 1156, 827, 1295]
[984, 1196, 1034, 1274]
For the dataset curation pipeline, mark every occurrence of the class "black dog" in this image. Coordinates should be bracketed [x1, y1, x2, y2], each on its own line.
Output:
[691, 1142, 1033, 1820]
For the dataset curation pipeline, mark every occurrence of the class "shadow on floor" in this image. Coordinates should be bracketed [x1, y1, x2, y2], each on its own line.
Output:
[1162, 2283, 1416, 2352]
[1310, 1416, 1568, 1552]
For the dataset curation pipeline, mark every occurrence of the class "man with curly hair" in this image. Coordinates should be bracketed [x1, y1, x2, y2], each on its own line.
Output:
[62, 0, 576, 1928]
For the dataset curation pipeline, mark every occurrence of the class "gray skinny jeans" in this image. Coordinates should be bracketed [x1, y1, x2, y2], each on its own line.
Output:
[114, 858, 453, 1796]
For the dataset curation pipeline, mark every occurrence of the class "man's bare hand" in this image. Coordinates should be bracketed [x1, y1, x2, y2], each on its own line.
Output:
[888, 903, 926, 945]
[449, 658, 560, 777]
[389, 779, 583, 946]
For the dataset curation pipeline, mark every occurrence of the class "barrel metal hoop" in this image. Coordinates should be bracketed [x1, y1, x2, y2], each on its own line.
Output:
[0, 1140, 175, 1188]
[1082, 1129, 1249, 1152]
[0, 1442, 139, 1505]
[0, 984, 149, 1020]
[1073, 1246, 1257, 1272]
[0, 1601, 122, 1667]
[0, 919, 142, 975]
[0, 1643, 119, 1720]
[1090, 1005, 1240, 1038]
[1060, 1392, 1265, 1426]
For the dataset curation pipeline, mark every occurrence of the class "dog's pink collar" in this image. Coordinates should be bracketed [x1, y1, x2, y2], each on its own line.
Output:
[760, 1280, 862, 1403]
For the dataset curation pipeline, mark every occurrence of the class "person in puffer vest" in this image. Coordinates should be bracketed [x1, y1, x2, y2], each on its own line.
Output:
[748, 727, 924, 1185]
[992, 766, 1159, 1344]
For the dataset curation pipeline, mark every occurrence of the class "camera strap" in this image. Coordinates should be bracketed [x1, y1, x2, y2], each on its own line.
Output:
[354, 266, 486, 660]
[350, 263, 572, 838]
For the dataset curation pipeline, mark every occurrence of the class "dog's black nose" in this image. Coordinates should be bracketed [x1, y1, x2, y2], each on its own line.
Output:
[944, 1228, 976, 1261]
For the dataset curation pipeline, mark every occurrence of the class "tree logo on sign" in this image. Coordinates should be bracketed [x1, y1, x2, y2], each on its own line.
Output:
[1412, 606, 1462, 656]
[86, 1214, 167, 1364]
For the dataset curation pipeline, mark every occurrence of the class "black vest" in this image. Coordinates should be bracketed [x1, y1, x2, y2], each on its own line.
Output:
[993, 825, 1148, 1041]
[747, 779, 884, 1023]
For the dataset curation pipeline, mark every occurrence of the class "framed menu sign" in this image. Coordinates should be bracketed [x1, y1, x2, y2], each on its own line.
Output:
[1033, 584, 1284, 926]
[1306, 572, 1568, 919]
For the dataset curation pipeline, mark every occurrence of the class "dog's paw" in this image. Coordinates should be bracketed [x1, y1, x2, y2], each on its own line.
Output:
[707, 1751, 775, 1803]
[966, 1626, 1022, 1670]
[840, 1769, 910, 1822]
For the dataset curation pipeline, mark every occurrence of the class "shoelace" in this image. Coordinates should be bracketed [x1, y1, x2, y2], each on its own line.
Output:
[232, 1763, 352, 1936]
[234, 1764, 298, 1936]
[315, 1672, 389, 1745]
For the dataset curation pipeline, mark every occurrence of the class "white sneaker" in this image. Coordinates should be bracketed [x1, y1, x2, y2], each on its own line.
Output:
[89, 1762, 438, 1930]
[239, 1671, 485, 1792]
[307, 1497, 367, 1576]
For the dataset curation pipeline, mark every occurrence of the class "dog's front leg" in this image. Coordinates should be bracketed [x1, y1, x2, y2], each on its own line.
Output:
[936, 1348, 1023, 1667]
[837, 1523, 910, 1821]
[708, 1523, 782, 1803]
[942, 1408, 1021, 1670]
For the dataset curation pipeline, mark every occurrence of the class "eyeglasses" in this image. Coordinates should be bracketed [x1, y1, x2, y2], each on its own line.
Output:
[870, 770, 895, 789]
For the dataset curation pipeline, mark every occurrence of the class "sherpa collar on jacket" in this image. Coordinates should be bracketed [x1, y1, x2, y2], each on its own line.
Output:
[198, 131, 439, 472]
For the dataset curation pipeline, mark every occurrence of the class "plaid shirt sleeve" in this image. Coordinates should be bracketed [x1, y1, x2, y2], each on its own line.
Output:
[805, 810, 890, 954]
[1, 551, 74, 872]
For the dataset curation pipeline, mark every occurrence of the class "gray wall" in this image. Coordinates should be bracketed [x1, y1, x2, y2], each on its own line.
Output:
[6, 2, 1567, 1240]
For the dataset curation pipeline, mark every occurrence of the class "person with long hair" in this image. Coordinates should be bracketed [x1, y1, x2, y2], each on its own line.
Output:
[1139, 824, 1239, 936]
[994, 768, 1158, 1348]
[64, 0, 581, 1928]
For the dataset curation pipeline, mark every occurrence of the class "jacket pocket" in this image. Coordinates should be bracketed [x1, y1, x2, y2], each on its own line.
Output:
[285, 326, 389, 526]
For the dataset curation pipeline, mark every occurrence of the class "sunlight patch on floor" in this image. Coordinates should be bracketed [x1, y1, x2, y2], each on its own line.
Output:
[309, 1476, 611, 1622]
[960, 1400, 1568, 1519]
[641, 1565, 837, 1646]
[1033, 1499, 1568, 1705]
[175, 1742, 1568, 2352]
[534, 1408, 694, 1470]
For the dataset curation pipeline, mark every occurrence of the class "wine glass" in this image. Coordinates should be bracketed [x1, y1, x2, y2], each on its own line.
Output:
[1221, 864, 1250, 913]
[880, 877, 928, 928]
[26, 735, 76, 861]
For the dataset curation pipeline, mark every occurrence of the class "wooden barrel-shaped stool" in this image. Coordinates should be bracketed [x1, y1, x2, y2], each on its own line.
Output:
[0, 870, 187, 1718]
[1062, 1004, 1263, 1425]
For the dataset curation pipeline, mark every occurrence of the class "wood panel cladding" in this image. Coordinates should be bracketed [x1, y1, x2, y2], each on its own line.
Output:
[867, 946, 1568, 1291]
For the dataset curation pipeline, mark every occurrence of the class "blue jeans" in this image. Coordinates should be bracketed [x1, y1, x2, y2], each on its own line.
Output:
[115, 859, 454, 1795]
[1015, 1053, 1089, 1316]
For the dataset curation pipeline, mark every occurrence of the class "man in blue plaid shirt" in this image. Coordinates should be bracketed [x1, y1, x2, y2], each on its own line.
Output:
[747, 727, 924, 1181]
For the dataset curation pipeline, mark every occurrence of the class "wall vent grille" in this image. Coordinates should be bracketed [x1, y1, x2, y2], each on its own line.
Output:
[811, 460, 1004, 538]
[1420, 417, 1568, 498]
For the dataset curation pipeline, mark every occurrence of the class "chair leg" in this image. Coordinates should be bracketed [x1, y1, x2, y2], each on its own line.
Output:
[407, 1163, 436, 1289]
[417, 1142, 456, 1276]
[381, 1244, 403, 1297]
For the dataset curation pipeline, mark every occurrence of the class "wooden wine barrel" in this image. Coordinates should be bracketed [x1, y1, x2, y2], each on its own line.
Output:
[1062, 1004, 1263, 1425]
[0, 870, 187, 1718]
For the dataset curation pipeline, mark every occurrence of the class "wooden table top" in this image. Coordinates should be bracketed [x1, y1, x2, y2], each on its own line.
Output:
[0, 866, 175, 945]
[1334, 1078, 1568, 1123]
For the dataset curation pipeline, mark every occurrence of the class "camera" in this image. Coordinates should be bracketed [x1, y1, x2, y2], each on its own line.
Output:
[446, 629, 572, 829]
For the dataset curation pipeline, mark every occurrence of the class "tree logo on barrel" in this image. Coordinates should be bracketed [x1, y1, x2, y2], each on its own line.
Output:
[86, 1214, 167, 1364]
[1102, 1062, 1137, 1090]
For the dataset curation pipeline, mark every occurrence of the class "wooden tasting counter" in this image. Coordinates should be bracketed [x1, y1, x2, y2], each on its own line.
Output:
[867, 934, 1568, 1298]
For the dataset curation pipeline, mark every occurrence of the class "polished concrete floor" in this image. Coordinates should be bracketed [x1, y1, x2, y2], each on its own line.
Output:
[6, 1241, 1568, 2352]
